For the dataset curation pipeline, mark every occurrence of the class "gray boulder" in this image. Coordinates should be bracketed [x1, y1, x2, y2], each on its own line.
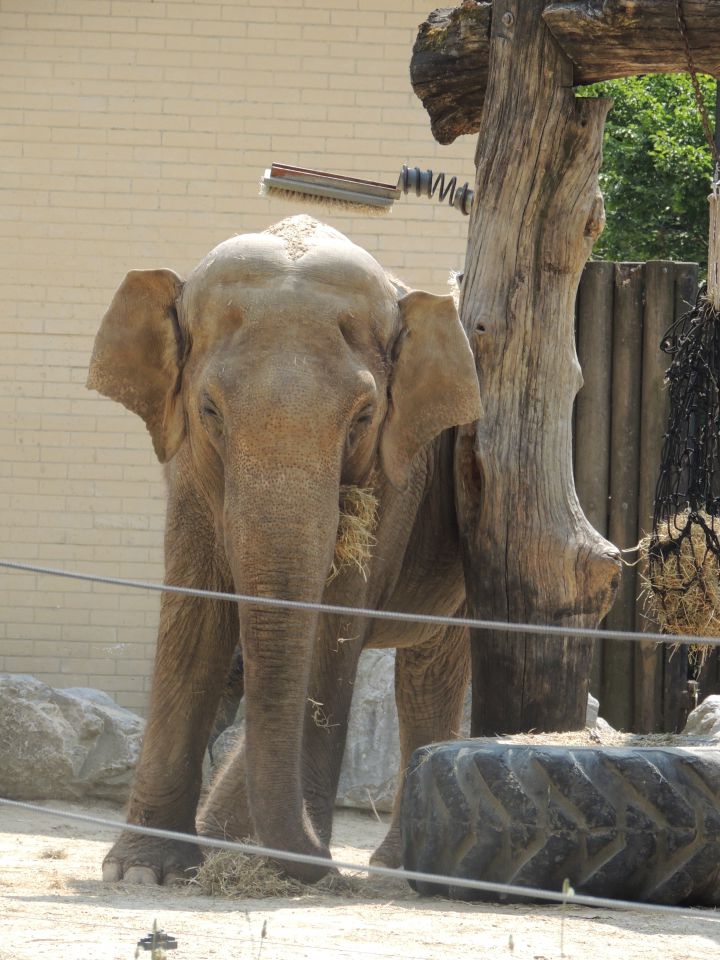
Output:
[337, 649, 400, 812]
[586, 692, 600, 727]
[682, 694, 720, 738]
[0, 674, 144, 802]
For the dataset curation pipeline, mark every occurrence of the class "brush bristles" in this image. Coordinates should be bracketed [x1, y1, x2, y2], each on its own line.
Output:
[260, 181, 391, 217]
[328, 485, 378, 583]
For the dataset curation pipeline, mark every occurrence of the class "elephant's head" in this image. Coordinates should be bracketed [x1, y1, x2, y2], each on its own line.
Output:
[87, 216, 481, 872]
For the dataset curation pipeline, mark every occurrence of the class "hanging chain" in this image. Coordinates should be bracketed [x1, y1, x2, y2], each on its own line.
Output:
[675, 0, 719, 170]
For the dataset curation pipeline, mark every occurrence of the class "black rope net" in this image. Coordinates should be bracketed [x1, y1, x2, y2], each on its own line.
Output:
[646, 284, 720, 643]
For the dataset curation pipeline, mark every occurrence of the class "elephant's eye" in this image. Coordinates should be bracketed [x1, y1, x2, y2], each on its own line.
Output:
[200, 397, 222, 426]
[348, 405, 375, 452]
[354, 405, 375, 428]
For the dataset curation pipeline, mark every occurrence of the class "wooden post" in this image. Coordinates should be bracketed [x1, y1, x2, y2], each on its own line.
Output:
[599, 264, 643, 730]
[574, 261, 614, 696]
[633, 262, 675, 731]
[455, 0, 621, 734]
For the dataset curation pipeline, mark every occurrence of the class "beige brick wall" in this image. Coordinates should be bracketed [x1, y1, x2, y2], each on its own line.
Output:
[0, 0, 474, 713]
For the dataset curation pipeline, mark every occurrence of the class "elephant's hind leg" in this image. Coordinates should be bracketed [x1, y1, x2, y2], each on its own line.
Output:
[370, 621, 470, 868]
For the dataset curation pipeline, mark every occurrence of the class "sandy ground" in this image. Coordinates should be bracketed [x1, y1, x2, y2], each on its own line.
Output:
[1, 799, 719, 960]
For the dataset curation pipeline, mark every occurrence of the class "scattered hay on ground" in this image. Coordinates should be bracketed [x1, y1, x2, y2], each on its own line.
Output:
[329, 485, 378, 582]
[191, 849, 362, 900]
[40, 846, 68, 860]
[640, 511, 720, 658]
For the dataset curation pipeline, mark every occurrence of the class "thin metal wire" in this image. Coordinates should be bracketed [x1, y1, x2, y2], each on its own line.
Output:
[3, 557, 720, 649]
[2, 798, 720, 923]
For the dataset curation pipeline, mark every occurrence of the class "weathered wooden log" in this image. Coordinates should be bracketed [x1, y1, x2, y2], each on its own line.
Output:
[543, 0, 720, 85]
[410, 2, 491, 145]
[411, 0, 720, 145]
[455, 0, 621, 735]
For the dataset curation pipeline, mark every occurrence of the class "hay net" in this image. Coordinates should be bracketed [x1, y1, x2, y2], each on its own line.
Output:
[647, 285, 720, 638]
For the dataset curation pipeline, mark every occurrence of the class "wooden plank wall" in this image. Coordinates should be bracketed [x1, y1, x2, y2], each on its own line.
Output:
[574, 260, 720, 732]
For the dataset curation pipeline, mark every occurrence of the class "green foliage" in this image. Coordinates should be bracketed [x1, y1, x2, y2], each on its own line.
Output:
[579, 75, 716, 269]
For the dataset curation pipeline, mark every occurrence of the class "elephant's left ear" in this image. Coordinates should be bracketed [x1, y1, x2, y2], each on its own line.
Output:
[380, 291, 482, 490]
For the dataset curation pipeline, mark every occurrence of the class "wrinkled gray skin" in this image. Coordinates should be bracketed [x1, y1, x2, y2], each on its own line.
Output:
[87, 216, 482, 884]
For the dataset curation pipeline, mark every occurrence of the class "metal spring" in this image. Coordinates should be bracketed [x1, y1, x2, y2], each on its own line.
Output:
[400, 165, 475, 216]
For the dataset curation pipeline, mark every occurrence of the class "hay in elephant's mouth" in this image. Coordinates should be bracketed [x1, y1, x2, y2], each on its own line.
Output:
[191, 849, 360, 899]
[328, 485, 378, 583]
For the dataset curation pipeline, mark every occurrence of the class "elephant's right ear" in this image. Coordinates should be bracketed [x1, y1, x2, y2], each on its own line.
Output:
[87, 269, 186, 463]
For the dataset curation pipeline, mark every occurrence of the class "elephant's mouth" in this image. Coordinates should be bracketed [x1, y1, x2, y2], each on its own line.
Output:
[328, 485, 378, 582]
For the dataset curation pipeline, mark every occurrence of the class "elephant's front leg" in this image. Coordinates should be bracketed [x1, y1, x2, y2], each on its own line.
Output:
[199, 619, 362, 855]
[302, 619, 364, 846]
[103, 500, 238, 884]
[370, 622, 470, 868]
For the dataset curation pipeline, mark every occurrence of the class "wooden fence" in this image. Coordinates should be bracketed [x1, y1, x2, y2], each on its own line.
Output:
[574, 260, 720, 732]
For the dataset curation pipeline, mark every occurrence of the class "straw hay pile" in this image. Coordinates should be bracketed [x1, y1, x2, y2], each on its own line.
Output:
[191, 849, 360, 900]
[641, 510, 720, 652]
[328, 485, 378, 583]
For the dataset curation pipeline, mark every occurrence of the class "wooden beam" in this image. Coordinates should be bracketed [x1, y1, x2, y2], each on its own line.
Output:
[543, 0, 720, 84]
[412, 1, 720, 144]
[410, 2, 491, 145]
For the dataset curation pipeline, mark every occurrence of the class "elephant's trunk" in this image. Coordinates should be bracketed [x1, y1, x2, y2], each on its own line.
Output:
[224, 465, 339, 881]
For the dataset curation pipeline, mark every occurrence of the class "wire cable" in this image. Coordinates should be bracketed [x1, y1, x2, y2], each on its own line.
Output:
[2, 798, 719, 924]
[3, 558, 720, 649]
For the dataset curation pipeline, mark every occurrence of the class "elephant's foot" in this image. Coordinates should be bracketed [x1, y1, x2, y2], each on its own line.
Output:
[102, 830, 203, 885]
[197, 795, 252, 843]
[269, 833, 333, 884]
[369, 825, 402, 869]
[304, 796, 334, 848]
[198, 801, 332, 883]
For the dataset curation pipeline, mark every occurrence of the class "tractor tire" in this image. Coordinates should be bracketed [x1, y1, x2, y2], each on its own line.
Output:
[400, 741, 720, 905]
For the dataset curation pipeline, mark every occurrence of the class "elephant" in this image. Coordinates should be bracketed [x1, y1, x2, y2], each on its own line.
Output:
[87, 215, 482, 884]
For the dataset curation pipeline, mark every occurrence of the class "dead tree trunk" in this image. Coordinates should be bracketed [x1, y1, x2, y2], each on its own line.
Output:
[454, 0, 621, 733]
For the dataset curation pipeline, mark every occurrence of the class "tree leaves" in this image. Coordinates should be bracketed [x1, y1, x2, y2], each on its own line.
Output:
[580, 74, 715, 270]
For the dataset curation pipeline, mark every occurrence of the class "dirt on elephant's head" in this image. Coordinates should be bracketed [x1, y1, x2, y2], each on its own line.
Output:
[263, 215, 350, 262]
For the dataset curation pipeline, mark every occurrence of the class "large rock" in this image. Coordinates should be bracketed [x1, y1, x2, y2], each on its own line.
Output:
[0, 674, 144, 802]
[682, 694, 720, 738]
[337, 649, 399, 812]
